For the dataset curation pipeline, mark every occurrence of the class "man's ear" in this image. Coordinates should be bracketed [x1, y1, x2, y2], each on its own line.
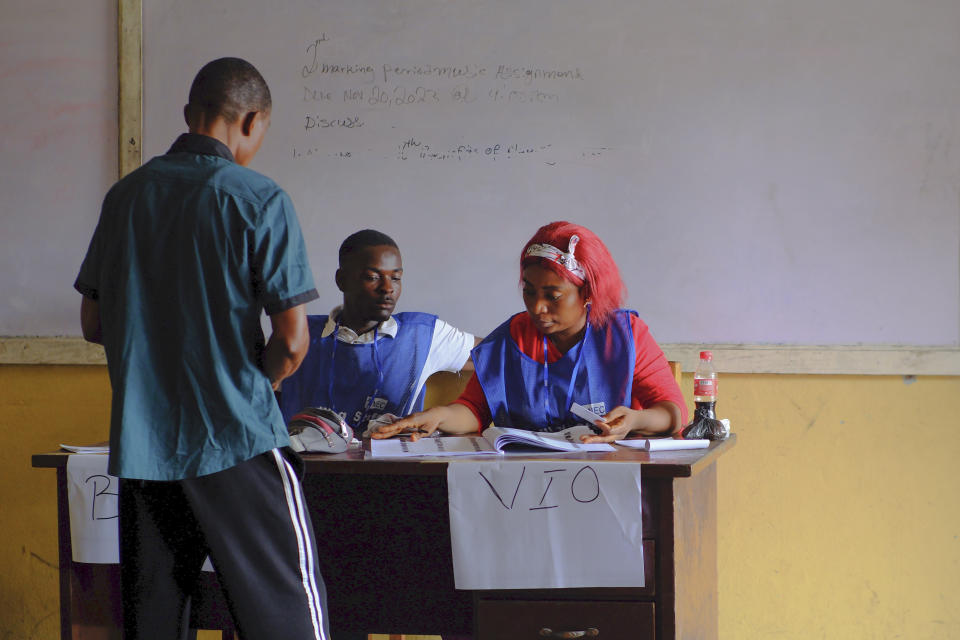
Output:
[241, 111, 258, 137]
[335, 268, 345, 292]
[183, 104, 200, 129]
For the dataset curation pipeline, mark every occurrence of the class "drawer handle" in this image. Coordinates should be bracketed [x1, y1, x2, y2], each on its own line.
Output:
[539, 628, 599, 638]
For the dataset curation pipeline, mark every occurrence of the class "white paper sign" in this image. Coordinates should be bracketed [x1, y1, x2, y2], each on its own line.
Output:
[447, 460, 644, 589]
[66, 455, 213, 571]
[66, 454, 120, 563]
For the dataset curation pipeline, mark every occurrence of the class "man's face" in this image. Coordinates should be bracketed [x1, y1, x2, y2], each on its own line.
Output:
[338, 245, 403, 324]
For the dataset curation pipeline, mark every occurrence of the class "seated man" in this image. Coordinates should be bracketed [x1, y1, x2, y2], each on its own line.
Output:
[279, 229, 477, 435]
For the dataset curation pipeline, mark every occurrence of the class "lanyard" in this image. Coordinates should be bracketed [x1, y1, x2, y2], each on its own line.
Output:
[327, 317, 385, 428]
[541, 318, 591, 426]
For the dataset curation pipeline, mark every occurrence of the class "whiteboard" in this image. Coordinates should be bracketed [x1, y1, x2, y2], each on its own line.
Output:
[0, 0, 117, 336]
[4, 0, 960, 348]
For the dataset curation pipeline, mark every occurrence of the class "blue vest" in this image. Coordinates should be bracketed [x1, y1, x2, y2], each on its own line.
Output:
[471, 310, 636, 431]
[279, 312, 436, 430]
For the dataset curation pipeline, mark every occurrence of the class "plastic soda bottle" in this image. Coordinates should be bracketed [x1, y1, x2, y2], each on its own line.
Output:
[693, 350, 717, 420]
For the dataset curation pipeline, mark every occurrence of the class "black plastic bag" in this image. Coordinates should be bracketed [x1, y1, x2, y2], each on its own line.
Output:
[681, 405, 728, 440]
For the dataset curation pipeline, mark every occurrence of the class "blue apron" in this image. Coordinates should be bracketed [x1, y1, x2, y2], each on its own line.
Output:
[279, 312, 436, 430]
[471, 310, 636, 431]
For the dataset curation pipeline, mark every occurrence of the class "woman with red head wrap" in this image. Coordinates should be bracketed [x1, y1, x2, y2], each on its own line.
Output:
[372, 221, 686, 442]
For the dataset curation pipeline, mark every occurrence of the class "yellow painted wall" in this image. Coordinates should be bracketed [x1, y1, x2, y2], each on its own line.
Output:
[2, 365, 111, 638]
[4, 365, 959, 639]
[716, 373, 960, 638]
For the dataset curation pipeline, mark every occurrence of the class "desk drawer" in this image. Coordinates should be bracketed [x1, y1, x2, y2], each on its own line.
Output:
[477, 599, 654, 640]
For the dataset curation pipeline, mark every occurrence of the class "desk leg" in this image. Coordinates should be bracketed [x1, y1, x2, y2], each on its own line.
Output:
[56, 468, 72, 640]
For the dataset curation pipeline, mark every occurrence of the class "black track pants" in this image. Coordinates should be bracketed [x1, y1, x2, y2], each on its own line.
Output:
[119, 448, 330, 640]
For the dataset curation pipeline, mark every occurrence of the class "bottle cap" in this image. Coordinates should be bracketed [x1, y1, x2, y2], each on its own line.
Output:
[700, 350, 713, 360]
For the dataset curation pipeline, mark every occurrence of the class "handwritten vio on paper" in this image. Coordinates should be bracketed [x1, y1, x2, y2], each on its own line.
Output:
[477, 463, 600, 512]
[447, 460, 645, 590]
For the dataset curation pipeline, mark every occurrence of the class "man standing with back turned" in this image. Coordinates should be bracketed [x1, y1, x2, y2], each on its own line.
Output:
[75, 58, 329, 640]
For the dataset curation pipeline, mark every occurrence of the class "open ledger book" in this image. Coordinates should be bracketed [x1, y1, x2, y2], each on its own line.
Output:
[369, 424, 615, 458]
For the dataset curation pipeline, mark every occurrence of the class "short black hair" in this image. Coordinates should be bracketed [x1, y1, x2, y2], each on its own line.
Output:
[187, 57, 271, 125]
[339, 229, 399, 267]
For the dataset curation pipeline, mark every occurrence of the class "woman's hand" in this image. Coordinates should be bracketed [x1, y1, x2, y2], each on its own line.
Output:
[580, 407, 641, 443]
[370, 403, 480, 441]
[580, 402, 682, 443]
[369, 408, 445, 441]
[369, 404, 480, 441]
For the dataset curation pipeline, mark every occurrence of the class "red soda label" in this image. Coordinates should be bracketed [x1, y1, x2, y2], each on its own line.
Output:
[694, 378, 717, 397]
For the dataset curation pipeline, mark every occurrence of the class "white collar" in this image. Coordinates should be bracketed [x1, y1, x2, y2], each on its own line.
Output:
[320, 306, 398, 344]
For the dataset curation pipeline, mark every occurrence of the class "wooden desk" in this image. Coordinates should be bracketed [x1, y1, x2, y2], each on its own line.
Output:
[33, 436, 734, 640]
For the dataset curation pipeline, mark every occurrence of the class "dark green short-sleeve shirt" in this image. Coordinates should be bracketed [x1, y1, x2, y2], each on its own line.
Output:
[75, 134, 319, 480]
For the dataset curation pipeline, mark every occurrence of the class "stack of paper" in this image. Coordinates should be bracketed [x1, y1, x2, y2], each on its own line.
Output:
[60, 443, 109, 454]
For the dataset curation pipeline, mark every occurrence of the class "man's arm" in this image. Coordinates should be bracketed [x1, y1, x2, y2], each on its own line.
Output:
[80, 296, 102, 344]
[458, 335, 483, 372]
[431, 319, 483, 373]
[263, 304, 310, 389]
